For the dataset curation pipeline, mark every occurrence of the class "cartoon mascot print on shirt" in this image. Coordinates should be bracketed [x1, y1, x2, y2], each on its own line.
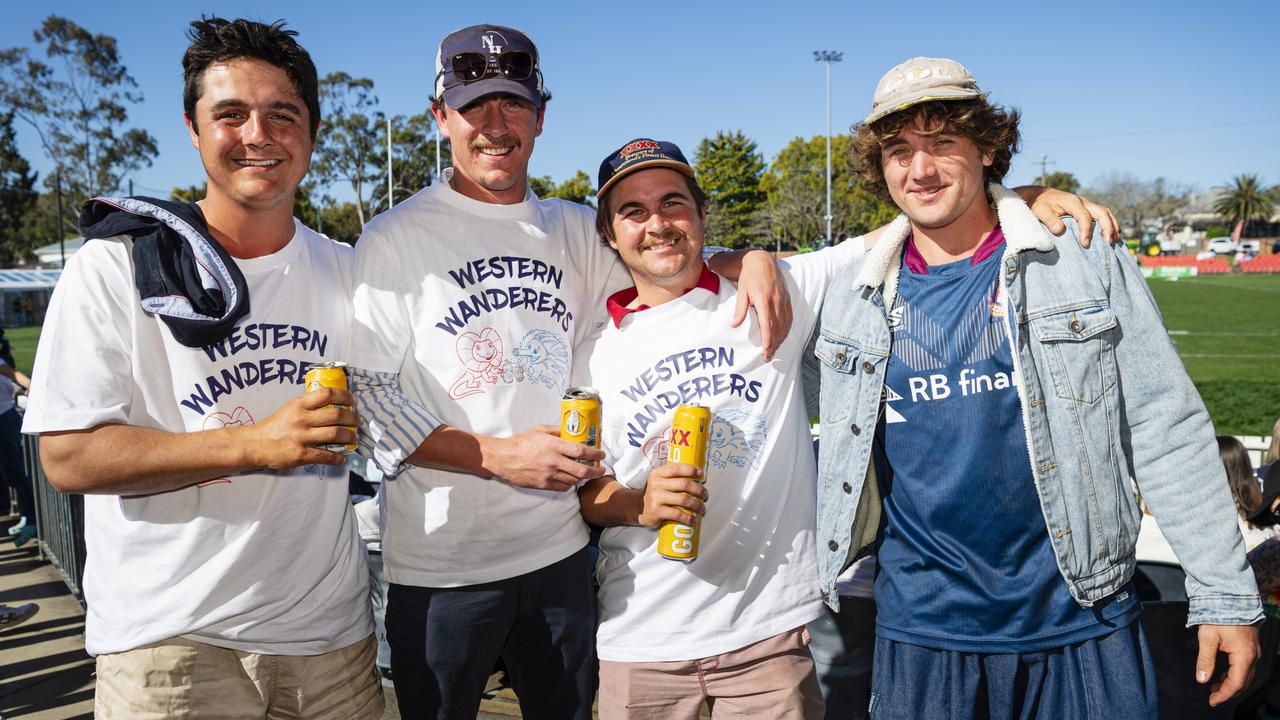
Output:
[450, 327, 504, 399]
[708, 409, 766, 470]
[450, 327, 570, 400]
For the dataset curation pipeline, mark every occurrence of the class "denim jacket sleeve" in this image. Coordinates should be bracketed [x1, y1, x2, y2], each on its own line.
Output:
[1088, 229, 1261, 626]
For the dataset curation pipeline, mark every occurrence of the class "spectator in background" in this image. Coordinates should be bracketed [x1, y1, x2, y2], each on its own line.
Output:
[1246, 466, 1280, 621]
[1260, 417, 1280, 479]
[1249, 467, 1280, 593]
[0, 331, 34, 547]
[1221, 436, 1279, 551]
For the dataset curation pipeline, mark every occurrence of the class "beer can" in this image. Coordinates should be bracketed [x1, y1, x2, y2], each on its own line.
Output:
[560, 387, 602, 466]
[657, 404, 712, 562]
[304, 362, 356, 453]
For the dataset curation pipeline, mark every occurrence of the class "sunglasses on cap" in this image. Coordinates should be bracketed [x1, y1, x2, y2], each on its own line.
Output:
[447, 50, 536, 84]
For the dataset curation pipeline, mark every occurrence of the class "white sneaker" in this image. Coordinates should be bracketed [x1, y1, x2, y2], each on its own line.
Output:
[6, 516, 27, 535]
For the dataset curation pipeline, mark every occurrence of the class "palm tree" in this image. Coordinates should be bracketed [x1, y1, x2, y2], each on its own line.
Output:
[1213, 174, 1276, 242]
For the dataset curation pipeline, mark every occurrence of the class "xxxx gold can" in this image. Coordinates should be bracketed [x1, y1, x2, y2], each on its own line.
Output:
[561, 387, 601, 466]
[304, 362, 356, 452]
[657, 404, 711, 562]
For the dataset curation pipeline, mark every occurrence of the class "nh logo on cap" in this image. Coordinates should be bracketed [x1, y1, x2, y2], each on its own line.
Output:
[882, 64, 954, 93]
[481, 32, 506, 54]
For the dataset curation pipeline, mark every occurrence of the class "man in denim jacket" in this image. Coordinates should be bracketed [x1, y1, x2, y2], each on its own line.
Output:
[813, 57, 1261, 718]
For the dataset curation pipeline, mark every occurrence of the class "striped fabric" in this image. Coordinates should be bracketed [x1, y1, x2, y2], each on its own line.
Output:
[348, 367, 442, 478]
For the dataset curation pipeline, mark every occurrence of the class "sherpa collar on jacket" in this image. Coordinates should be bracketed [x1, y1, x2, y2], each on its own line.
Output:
[853, 183, 1056, 309]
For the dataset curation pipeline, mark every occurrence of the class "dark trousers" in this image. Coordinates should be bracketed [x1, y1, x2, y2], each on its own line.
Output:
[870, 621, 1157, 720]
[808, 596, 877, 720]
[386, 546, 597, 720]
[0, 409, 33, 521]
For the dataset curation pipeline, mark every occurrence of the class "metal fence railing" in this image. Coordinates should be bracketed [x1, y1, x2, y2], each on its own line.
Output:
[23, 432, 86, 603]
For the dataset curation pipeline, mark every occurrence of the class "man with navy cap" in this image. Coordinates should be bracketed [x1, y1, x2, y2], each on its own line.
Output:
[347, 24, 794, 720]
[573, 137, 869, 718]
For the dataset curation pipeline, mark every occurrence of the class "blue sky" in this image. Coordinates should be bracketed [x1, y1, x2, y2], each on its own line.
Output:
[3, 0, 1277, 202]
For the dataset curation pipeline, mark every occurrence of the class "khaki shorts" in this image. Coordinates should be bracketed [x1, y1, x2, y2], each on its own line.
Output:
[598, 626, 825, 720]
[94, 634, 383, 720]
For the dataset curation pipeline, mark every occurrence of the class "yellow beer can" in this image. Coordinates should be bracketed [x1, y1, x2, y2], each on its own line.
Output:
[657, 404, 711, 562]
[560, 387, 602, 466]
[304, 362, 356, 453]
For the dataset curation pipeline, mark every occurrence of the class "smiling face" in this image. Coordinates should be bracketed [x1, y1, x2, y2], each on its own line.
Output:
[186, 58, 315, 215]
[880, 115, 993, 232]
[433, 93, 544, 205]
[606, 168, 706, 300]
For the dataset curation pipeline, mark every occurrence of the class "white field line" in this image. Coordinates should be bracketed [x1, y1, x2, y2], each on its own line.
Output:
[1168, 330, 1280, 336]
[1176, 278, 1280, 293]
[1176, 353, 1278, 358]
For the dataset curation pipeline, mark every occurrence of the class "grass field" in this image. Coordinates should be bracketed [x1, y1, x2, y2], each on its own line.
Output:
[7, 325, 39, 378]
[3, 274, 1277, 436]
[1146, 273, 1280, 437]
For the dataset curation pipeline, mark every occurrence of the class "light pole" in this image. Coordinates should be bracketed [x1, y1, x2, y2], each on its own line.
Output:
[813, 50, 842, 246]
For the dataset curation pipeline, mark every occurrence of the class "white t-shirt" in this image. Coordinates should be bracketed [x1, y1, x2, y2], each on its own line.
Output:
[22, 222, 373, 656]
[578, 241, 864, 662]
[349, 170, 627, 587]
[1239, 517, 1278, 552]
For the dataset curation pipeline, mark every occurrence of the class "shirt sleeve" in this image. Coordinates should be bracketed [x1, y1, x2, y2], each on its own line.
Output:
[348, 224, 413, 374]
[349, 367, 441, 478]
[778, 237, 868, 339]
[346, 219, 444, 477]
[779, 237, 868, 310]
[572, 203, 630, 349]
[22, 239, 136, 434]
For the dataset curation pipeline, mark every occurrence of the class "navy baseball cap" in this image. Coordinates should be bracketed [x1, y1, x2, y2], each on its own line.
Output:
[434, 24, 545, 110]
[597, 139, 695, 199]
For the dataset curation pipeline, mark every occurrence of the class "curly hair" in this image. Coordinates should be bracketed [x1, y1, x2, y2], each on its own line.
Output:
[851, 99, 1021, 205]
[183, 17, 320, 140]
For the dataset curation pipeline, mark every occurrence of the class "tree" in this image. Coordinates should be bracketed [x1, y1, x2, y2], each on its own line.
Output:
[1040, 171, 1080, 194]
[545, 170, 594, 206]
[1087, 172, 1188, 238]
[693, 131, 766, 249]
[760, 135, 896, 249]
[311, 72, 382, 227]
[289, 183, 362, 244]
[0, 16, 157, 232]
[530, 171, 595, 206]
[316, 202, 363, 244]
[170, 183, 207, 203]
[1213, 174, 1276, 241]
[528, 175, 555, 199]
[0, 112, 39, 265]
[369, 111, 450, 209]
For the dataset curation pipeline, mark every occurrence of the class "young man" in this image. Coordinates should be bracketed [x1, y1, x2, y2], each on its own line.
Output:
[574, 138, 867, 718]
[22, 18, 381, 719]
[347, 25, 792, 720]
[813, 57, 1261, 718]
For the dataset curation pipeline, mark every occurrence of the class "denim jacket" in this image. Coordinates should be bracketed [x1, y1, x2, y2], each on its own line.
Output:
[812, 184, 1262, 627]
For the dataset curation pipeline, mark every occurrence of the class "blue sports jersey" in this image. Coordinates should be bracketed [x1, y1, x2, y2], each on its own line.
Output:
[872, 231, 1137, 653]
